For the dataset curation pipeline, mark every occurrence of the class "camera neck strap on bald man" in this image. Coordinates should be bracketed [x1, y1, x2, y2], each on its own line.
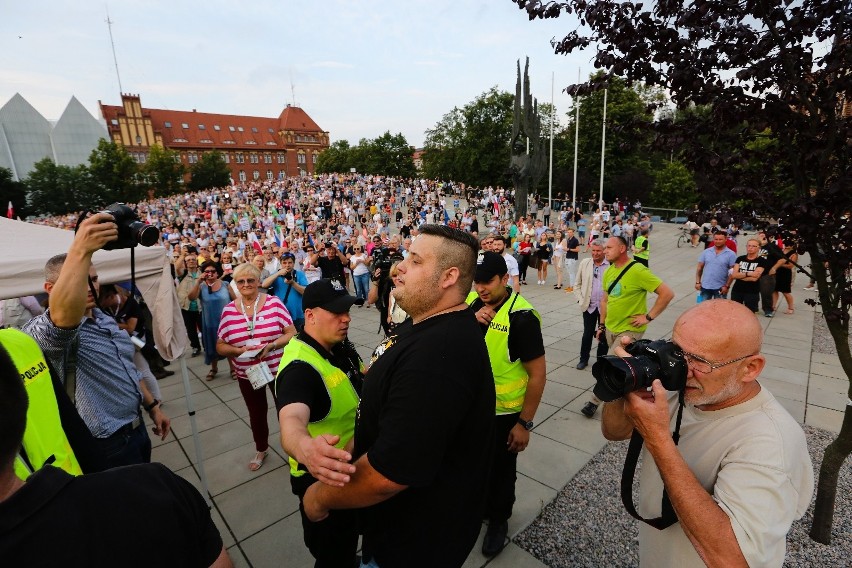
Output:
[620, 388, 686, 530]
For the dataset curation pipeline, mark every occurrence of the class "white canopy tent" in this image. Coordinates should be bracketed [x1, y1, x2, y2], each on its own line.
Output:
[0, 216, 211, 501]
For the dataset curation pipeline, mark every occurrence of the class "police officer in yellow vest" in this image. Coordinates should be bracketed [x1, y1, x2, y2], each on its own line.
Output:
[633, 227, 650, 267]
[467, 251, 546, 557]
[0, 328, 83, 480]
[276, 278, 365, 567]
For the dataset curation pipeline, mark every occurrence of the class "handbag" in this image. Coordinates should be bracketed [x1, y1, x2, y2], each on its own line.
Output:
[246, 361, 275, 390]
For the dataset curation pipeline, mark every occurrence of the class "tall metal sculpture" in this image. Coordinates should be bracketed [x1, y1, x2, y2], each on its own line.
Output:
[510, 57, 547, 219]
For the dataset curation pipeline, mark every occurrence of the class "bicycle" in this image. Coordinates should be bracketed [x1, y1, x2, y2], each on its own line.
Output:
[677, 228, 691, 248]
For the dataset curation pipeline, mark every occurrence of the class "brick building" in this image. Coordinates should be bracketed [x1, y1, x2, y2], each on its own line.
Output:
[99, 94, 329, 182]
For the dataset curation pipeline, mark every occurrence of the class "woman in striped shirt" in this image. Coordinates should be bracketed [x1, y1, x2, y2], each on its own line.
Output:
[217, 263, 296, 471]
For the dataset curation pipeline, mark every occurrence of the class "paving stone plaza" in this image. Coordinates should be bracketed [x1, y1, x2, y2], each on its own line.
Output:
[150, 221, 844, 567]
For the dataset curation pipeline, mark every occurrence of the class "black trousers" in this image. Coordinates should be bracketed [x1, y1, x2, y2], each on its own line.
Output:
[580, 308, 609, 364]
[291, 474, 359, 568]
[181, 309, 201, 350]
[518, 255, 530, 282]
[759, 274, 776, 313]
[484, 413, 520, 523]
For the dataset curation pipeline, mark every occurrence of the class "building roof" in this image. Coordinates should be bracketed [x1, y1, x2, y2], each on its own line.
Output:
[278, 104, 324, 133]
[100, 102, 325, 151]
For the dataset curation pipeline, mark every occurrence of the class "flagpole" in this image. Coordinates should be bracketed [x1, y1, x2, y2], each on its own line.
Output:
[599, 87, 608, 212]
[548, 71, 554, 210]
[572, 68, 580, 214]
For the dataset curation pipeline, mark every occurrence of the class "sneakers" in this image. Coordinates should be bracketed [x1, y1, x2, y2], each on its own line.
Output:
[581, 401, 599, 418]
[482, 520, 508, 557]
[576, 360, 588, 370]
[554, 284, 562, 289]
[764, 311, 774, 318]
[191, 347, 201, 357]
[803, 286, 815, 291]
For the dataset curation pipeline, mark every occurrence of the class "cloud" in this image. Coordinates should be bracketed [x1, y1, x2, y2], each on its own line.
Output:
[307, 61, 355, 70]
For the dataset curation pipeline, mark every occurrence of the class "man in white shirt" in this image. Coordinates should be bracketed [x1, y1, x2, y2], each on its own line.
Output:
[493, 237, 520, 293]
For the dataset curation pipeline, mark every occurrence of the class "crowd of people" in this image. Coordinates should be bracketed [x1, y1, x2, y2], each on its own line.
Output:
[0, 174, 816, 567]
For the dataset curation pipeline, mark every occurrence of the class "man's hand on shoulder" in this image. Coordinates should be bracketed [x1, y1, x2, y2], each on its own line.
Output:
[299, 434, 356, 487]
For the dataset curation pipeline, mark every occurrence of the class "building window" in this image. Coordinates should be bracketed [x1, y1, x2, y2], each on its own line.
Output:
[235, 153, 245, 164]
[188, 152, 198, 164]
[181, 123, 189, 129]
[164, 121, 172, 128]
[222, 153, 230, 164]
[229, 126, 236, 132]
[250, 154, 259, 164]
[312, 153, 317, 164]
[251, 127, 258, 133]
[214, 125, 221, 131]
[199, 139, 213, 143]
[173, 154, 181, 164]
[264, 154, 272, 164]
[277, 153, 286, 164]
[239, 170, 246, 182]
[238, 126, 244, 132]
[253, 170, 260, 180]
[266, 170, 273, 180]
[278, 170, 285, 180]
[198, 124, 206, 130]
[110, 119, 119, 126]
[297, 153, 306, 164]
[223, 140, 235, 144]
[268, 128, 274, 133]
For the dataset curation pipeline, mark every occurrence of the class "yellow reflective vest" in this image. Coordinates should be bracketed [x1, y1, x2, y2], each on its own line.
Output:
[466, 290, 540, 414]
[0, 328, 83, 480]
[276, 338, 360, 478]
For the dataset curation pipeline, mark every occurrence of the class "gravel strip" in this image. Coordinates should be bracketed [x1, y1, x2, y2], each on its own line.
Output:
[811, 310, 852, 355]
[515, 425, 851, 567]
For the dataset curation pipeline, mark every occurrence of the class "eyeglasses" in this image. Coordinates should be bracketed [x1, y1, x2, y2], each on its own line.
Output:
[235, 279, 257, 285]
[203, 269, 217, 274]
[670, 342, 757, 374]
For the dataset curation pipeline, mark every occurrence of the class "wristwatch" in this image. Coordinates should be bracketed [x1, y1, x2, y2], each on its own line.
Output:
[517, 417, 534, 431]
[645, 313, 654, 321]
[144, 399, 160, 413]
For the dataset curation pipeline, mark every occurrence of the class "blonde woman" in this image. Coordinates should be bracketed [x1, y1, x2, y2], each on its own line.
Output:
[217, 263, 296, 471]
[552, 230, 567, 289]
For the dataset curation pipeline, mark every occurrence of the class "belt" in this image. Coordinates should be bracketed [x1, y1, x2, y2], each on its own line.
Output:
[109, 416, 142, 438]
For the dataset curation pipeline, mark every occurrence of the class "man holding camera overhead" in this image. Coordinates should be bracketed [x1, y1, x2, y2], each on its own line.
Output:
[24, 213, 171, 469]
[579, 236, 674, 418]
[600, 300, 813, 567]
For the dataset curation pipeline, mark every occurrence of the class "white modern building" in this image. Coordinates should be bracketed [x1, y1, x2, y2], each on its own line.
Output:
[0, 93, 107, 181]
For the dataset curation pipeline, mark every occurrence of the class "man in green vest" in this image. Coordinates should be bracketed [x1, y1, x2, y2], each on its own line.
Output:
[275, 278, 365, 567]
[468, 251, 546, 557]
[633, 227, 650, 267]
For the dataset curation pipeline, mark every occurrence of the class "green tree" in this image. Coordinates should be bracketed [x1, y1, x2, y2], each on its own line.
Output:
[316, 140, 353, 174]
[557, 72, 656, 203]
[423, 87, 515, 188]
[0, 167, 29, 219]
[87, 139, 143, 204]
[360, 132, 417, 178]
[144, 145, 186, 197]
[518, 0, 850, 543]
[188, 151, 231, 192]
[650, 160, 698, 210]
[25, 158, 97, 216]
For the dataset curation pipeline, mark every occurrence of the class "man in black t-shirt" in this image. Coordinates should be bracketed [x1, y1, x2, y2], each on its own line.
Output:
[0, 341, 229, 568]
[276, 279, 364, 567]
[730, 239, 768, 313]
[303, 225, 495, 568]
[758, 231, 785, 317]
[469, 252, 546, 557]
[310, 242, 348, 288]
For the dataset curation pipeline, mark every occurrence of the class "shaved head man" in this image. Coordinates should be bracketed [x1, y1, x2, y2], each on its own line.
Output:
[601, 300, 813, 567]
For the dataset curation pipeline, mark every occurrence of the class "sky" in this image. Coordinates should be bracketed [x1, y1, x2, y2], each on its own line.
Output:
[0, 1, 592, 148]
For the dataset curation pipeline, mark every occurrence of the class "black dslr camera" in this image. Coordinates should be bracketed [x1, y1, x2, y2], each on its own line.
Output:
[371, 246, 402, 282]
[591, 340, 687, 402]
[98, 203, 160, 250]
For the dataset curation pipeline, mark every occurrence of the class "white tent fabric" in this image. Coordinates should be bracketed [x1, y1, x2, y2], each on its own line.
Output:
[0, 216, 187, 359]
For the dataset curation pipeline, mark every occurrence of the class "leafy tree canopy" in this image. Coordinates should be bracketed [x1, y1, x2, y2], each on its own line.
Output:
[188, 150, 231, 192]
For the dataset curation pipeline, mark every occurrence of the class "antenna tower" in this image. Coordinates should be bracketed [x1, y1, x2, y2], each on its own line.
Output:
[105, 7, 123, 93]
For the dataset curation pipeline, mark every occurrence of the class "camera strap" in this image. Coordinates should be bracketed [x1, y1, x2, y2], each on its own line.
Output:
[620, 388, 686, 530]
[607, 261, 637, 295]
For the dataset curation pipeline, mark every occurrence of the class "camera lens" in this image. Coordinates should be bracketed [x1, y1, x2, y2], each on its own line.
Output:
[130, 221, 160, 247]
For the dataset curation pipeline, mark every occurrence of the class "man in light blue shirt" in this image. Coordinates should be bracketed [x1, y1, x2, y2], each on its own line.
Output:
[263, 252, 308, 329]
[696, 232, 737, 300]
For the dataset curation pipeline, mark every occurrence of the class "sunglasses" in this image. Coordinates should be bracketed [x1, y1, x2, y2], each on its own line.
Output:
[235, 279, 257, 285]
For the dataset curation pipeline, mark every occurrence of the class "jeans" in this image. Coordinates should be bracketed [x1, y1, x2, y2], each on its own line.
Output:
[565, 258, 578, 287]
[759, 274, 776, 313]
[580, 308, 608, 364]
[353, 272, 370, 301]
[699, 287, 723, 301]
[96, 420, 152, 470]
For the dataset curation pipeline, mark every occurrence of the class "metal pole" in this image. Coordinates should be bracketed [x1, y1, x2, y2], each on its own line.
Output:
[548, 71, 554, 209]
[599, 88, 608, 211]
[572, 69, 580, 214]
